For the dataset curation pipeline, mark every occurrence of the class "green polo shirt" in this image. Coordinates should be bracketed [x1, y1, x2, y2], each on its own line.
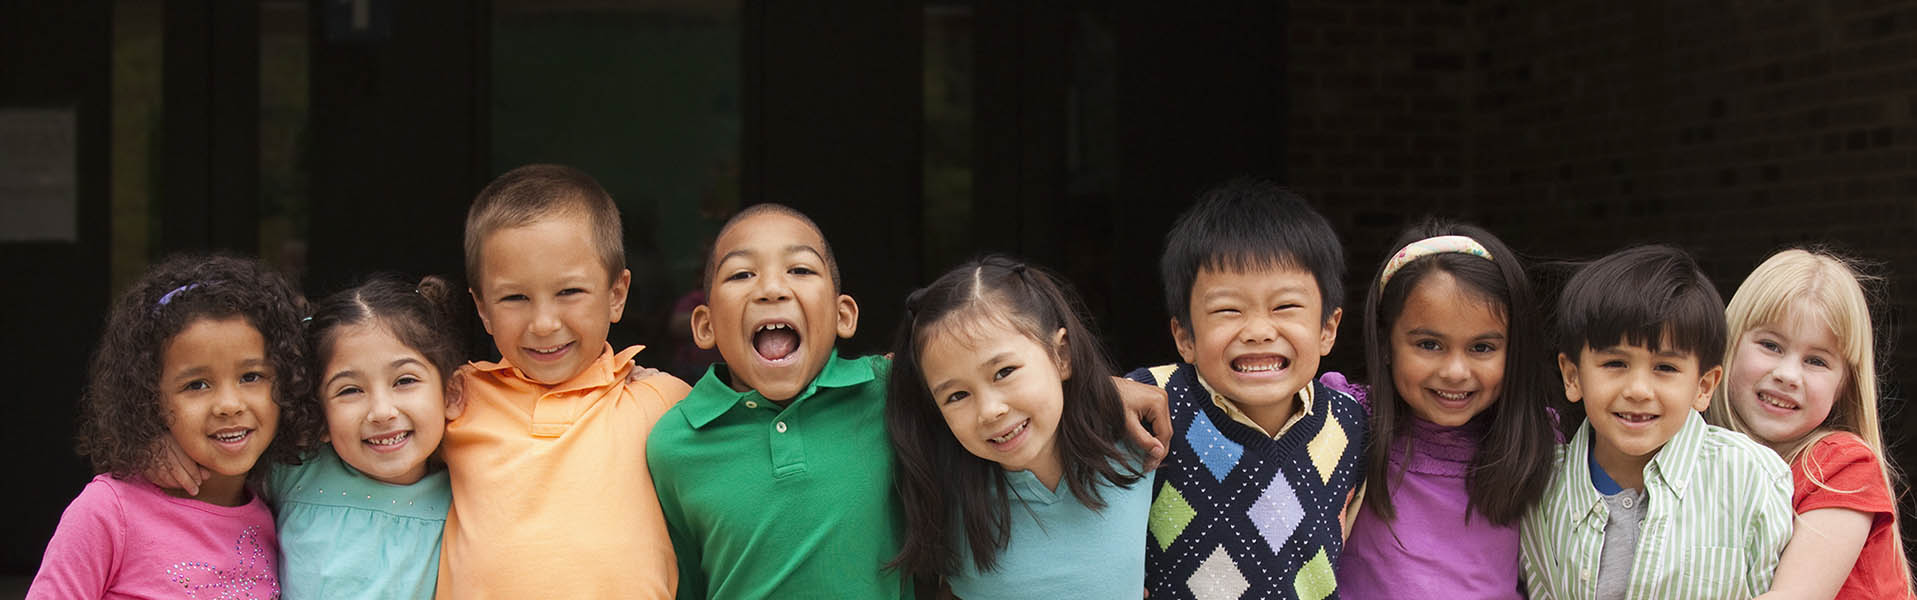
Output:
[647, 352, 912, 600]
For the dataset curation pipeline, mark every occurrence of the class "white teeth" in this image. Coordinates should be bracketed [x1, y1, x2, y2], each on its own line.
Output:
[211, 430, 247, 442]
[757, 323, 792, 332]
[1758, 392, 1798, 410]
[1233, 360, 1287, 373]
[990, 421, 1028, 444]
[1433, 390, 1471, 401]
[367, 432, 410, 446]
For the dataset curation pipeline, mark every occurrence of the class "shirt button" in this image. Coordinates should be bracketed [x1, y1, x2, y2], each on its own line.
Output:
[1580, 568, 1592, 582]
[776, 421, 788, 433]
[1621, 496, 1635, 509]
[745, 400, 758, 409]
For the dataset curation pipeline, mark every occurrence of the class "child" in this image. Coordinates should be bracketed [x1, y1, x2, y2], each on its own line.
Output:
[1127, 179, 1369, 599]
[269, 275, 466, 598]
[1708, 249, 1914, 599]
[439, 164, 692, 598]
[649, 204, 1168, 599]
[1337, 221, 1559, 599]
[29, 255, 308, 598]
[1521, 244, 1793, 599]
[886, 256, 1152, 598]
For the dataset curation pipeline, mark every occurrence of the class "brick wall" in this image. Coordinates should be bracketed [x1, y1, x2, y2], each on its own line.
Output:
[1290, 0, 1917, 423]
[1289, 0, 1917, 553]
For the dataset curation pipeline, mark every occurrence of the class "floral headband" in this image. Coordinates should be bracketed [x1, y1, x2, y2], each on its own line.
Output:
[1379, 235, 1493, 286]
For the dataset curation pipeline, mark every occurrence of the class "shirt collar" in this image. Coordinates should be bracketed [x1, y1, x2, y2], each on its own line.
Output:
[469, 343, 638, 396]
[1193, 371, 1314, 438]
[1564, 422, 1608, 531]
[1645, 410, 1706, 501]
[681, 350, 875, 429]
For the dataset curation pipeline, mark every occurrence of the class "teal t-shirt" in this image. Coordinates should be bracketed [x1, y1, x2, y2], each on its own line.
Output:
[949, 464, 1154, 600]
[264, 445, 451, 600]
[647, 352, 913, 599]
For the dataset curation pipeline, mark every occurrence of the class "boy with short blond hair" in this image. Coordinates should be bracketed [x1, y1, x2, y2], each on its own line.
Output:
[438, 163, 691, 598]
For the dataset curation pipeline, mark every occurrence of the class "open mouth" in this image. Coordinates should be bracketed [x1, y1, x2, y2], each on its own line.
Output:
[366, 431, 412, 449]
[1231, 354, 1289, 374]
[989, 419, 1030, 446]
[1756, 391, 1799, 411]
[209, 428, 252, 446]
[754, 321, 801, 363]
[525, 342, 573, 361]
[1614, 412, 1658, 425]
[1430, 389, 1475, 406]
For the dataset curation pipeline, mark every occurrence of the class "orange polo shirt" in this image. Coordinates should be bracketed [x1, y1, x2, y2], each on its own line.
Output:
[435, 344, 691, 599]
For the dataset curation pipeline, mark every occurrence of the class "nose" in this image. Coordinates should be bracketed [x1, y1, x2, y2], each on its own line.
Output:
[212, 385, 246, 417]
[1239, 315, 1277, 345]
[1438, 351, 1470, 382]
[754, 271, 793, 303]
[529, 300, 562, 336]
[976, 390, 1010, 425]
[1621, 370, 1654, 403]
[1769, 357, 1802, 388]
[367, 389, 401, 424]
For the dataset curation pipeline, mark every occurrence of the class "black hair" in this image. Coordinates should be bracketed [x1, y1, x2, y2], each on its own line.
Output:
[703, 203, 842, 294]
[1160, 178, 1345, 328]
[885, 255, 1143, 576]
[1554, 244, 1726, 369]
[1360, 219, 1558, 526]
[77, 254, 312, 478]
[297, 274, 468, 449]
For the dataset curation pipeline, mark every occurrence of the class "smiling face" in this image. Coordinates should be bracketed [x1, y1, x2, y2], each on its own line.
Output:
[1390, 272, 1507, 427]
[319, 322, 460, 485]
[471, 212, 631, 384]
[159, 317, 280, 497]
[1173, 265, 1341, 431]
[693, 212, 857, 402]
[1726, 307, 1848, 452]
[1559, 341, 1721, 482]
[920, 318, 1070, 488]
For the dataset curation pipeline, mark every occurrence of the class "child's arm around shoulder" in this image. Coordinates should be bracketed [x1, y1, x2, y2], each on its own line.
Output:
[27, 478, 128, 599]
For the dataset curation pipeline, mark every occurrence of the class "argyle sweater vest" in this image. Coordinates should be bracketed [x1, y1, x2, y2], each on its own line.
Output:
[1128, 363, 1367, 600]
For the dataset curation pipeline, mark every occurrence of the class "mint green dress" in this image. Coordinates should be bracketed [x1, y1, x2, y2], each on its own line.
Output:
[264, 445, 451, 599]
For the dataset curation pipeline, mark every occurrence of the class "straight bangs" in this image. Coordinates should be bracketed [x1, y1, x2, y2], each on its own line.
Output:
[1556, 245, 1725, 369]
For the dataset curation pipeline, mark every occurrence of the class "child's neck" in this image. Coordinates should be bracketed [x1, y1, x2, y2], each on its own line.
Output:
[1591, 439, 1655, 491]
[1237, 396, 1299, 436]
[164, 473, 251, 507]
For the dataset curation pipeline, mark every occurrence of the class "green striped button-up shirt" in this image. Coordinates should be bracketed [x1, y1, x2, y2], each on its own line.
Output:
[1520, 410, 1793, 600]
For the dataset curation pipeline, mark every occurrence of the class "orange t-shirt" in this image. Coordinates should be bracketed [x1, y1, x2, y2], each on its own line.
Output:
[1791, 432, 1915, 600]
[435, 344, 691, 599]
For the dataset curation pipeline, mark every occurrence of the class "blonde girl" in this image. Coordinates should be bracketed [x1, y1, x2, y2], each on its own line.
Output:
[1708, 248, 1913, 600]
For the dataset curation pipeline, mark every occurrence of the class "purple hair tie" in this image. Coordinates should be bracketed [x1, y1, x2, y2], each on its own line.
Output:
[155, 283, 201, 308]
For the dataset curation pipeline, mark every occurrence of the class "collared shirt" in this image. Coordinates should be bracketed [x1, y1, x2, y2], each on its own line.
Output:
[648, 352, 913, 600]
[436, 344, 690, 600]
[1193, 372, 1314, 439]
[1520, 411, 1792, 600]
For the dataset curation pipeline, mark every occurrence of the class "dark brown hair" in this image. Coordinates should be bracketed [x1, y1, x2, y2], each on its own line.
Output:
[295, 274, 467, 449]
[77, 254, 313, 478]
[702, 202, 841, 293]
[885, 255, 1143, 576]
[463, 164, 625, 287]
[1553, 244, 1727, 369]
[1360, 219, 1558, 526]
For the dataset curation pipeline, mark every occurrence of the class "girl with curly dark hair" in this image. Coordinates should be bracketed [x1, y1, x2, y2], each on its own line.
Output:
[30, 254, 308, 598]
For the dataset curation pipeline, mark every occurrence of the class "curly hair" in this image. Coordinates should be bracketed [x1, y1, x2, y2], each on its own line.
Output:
[293, 274, 467, 448]
[77, 254, 314, 478]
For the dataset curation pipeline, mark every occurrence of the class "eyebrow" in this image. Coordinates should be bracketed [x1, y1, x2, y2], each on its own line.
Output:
[1407, 327, 1505, 340]
[718, 244, 825, 266]
[926, 351, 1018, 396]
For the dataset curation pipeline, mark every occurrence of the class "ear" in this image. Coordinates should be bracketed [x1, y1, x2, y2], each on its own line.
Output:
[834, 294, 860, 339]
[1171, 318, 1197, 364]
[1557, 353, 1583, 404]
[1692, 365, 1723, 412]
[690, 303, 717, 350]
[1052, 328, 1072, 380]
[1318, 306, 1344, 356]
[606, 269, 633, 324]
[442, 373, 467, 421]
[469, 288, 494, 336]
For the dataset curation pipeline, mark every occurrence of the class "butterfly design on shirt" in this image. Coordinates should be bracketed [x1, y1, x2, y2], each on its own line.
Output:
[164, 524, 281, 599]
